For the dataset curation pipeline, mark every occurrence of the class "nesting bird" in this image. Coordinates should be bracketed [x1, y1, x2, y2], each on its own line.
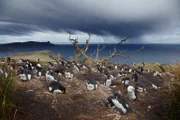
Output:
[48, 81, 66, 94]
[153, 70, 162, 77]
[36, 67, 43, 77]
[127, 85, 137, 100]
[45, 70, 57, 82]
[131, 72, 138, 82]
[104, 78, 112, 89]
[136, 67, 144, 75]
[64, 71, 73, 79]
[121, 77, 130, 86]
[107, 92, 132, 114]
[19, 67, 32, 81]
[135, 83, 147, 93]
[35, 63, 44, 77]
[85, 79, 98, 91]
[64, 71, 73, 87]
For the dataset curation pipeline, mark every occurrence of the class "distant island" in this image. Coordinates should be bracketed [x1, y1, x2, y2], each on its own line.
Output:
[0, 41, 56, 52]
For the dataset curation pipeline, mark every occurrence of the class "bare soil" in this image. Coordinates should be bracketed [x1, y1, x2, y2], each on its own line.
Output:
[11, 73, 166, 120]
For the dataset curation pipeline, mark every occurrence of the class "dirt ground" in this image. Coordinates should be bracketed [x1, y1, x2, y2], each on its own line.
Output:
[11, 73, 166, 120]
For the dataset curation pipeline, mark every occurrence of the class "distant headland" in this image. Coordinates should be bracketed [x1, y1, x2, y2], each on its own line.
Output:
[0, 41, 56, 52]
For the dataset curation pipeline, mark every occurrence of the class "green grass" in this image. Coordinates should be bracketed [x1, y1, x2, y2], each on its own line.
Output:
[10, 50, 59, 62]
[0, 64, 16, 120]
[132, 62, 174, 72]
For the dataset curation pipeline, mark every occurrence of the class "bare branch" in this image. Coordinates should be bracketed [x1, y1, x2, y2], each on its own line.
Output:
[115, 46, 144, 59]
[136, 46, 144, 52]
[100, 36, 130, 62]
[128, 46, 144, 56]
[69, 33, 91, 62]
[91, 38, 107, 61]
[81, 32, 91, 52]
[142, 57, 145, 68]
[68, 33, 144, 73]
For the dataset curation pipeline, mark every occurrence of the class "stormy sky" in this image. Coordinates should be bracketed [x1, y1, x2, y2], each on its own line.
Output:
[0, 0, 180, 44]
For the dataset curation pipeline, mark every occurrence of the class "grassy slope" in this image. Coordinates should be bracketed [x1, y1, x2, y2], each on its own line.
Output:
[2, 50, 179, 120]
[133, 62, 175, 72]
[10, 50, 58, 62]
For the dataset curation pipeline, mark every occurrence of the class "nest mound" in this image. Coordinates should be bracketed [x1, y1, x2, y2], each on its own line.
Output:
[11, 72, 167, 120]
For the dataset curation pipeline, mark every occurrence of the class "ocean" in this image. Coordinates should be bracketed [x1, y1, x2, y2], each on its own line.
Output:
[0, 44, 180, 65]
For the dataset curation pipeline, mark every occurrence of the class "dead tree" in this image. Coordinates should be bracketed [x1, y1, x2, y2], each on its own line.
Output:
[90, 39, 107, 62]
[69, 34, 144, 72]
[69, 33, 91, 62]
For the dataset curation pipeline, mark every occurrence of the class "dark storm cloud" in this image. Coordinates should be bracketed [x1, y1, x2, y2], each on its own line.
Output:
[0, 0, 180, 40]
[0, 21, 41, 35]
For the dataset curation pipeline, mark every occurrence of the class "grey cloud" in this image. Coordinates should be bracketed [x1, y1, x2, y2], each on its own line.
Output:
[0, 21, 42, 35]
[0, 0, 180, 42]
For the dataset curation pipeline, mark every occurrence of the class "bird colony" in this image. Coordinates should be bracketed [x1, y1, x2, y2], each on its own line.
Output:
[0, 56, 172, 117]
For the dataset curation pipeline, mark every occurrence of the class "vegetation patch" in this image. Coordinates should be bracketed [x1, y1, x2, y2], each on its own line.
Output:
[162, 63, 180, 120]
[0, 63, 16, 120]
[10, 50, 59, 62]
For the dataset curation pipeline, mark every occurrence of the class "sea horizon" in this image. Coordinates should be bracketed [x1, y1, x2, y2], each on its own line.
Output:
[0, 42, 180, 65]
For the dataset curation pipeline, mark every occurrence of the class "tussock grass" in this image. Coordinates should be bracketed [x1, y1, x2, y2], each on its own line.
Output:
[0, 63, 16, 120]
[162, 63, 180, 120]
[173, 63, 180, 81]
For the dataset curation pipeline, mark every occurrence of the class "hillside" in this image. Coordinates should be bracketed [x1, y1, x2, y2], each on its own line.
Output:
[0, 41, 56, 52]
[1, 51, 177, 120]
[10, 50, 60, 62]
